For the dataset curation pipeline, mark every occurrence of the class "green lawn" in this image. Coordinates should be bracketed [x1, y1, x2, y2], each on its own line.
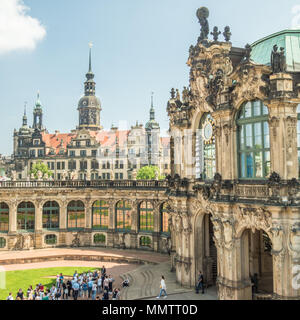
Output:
[0, 267, 100, 300]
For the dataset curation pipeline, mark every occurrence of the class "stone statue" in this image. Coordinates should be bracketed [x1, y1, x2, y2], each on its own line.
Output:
[62, 170, 67, 181]
[37, 170, 43, 181]
[170, 88, 176, 99]
[44, 173, 48, 180]
[223, 26, 232, 42]
[271, 45, 281, 73]
[280, 47, 287, 72]
[196, 7, 209, 42]
[11, 170, 17, 181]
[176, 89, 181, 101]
[211, 26, 221, 42]
[182, 87, 190, 104]
[31, 173, 35, 180]
[244, 44, 252, 62]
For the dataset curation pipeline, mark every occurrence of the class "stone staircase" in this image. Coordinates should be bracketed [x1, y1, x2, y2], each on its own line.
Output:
[120, 261, 191, 300]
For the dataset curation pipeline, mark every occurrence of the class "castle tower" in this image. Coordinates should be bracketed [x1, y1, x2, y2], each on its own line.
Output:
[33, 92, 43, 131]
[77, 43, 102, 131]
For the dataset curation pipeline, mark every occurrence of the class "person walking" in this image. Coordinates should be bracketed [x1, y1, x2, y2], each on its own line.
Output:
[92, 281, 97, 300]
[156, 276, 168, 299]
[196, 271, 204, 294]
[73, 281, 79, 300]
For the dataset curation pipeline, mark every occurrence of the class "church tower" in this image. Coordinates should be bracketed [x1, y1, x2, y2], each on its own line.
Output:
[77, 44, 102, 131]
[33, 92, 44, 131]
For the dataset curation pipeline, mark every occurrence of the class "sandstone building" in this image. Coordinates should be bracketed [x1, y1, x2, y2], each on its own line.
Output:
[1, 7, 300, 301]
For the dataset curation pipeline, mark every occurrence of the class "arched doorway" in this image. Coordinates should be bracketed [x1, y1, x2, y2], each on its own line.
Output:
[195, 213, 218, 287]
[241, 229, 273, 299]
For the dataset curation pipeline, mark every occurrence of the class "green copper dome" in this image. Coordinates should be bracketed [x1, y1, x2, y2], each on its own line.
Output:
[251, 29, 300, 72]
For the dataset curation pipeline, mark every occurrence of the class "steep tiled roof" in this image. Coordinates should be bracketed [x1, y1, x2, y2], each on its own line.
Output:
[90, 130, 130, 150]
[160, 137, 170, 148]
[42, 132, 75, 155]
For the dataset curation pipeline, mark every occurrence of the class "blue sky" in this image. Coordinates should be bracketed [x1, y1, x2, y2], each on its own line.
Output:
[0, 0, 300, 155]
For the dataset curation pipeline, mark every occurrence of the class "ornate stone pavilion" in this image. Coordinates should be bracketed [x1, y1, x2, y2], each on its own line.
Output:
[166, 7, 300, 300]
[1, 7, 300, 301]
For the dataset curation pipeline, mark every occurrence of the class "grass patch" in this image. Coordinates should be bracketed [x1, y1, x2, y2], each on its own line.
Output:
[0, 267, 100, 300]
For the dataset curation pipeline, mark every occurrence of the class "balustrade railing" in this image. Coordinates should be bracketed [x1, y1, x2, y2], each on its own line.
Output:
[0, 180, 169, 189]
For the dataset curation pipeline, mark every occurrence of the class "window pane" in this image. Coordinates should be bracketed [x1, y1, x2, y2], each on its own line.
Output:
[240, 127, 245, 150]
[254, 152, 263, 178]
[254, 123, 262, 148]
[245, 102, 252, 118]
[246, 153, 254, 178]
[253, 100, 261, 116]
[263, 104, 269, 115]
[264, 122, 270, 148]
[240, 153, 246, 178]
[245, 124, 253, 148]
[264, 151, 271, 177]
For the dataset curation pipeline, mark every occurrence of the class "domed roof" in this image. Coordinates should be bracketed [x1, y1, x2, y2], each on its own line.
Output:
[78, 95, 101, 109]
[251, 29, 300, 72]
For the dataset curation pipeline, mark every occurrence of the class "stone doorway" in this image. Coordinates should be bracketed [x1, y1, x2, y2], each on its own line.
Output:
[195, 214, 218, 287]
[241, 229, 273, 299]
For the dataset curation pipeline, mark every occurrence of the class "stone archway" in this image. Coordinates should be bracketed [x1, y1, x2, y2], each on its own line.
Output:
[240, 228, 273, 299]
[195, 213, 218, 287]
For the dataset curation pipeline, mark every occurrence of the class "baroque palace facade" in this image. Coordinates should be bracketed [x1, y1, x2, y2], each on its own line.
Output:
[1, 7, 300, 301]
[9, 47, 170, 182]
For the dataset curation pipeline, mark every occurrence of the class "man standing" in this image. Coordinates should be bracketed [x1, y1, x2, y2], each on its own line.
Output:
[73, 281, 79, 300]
[196, 271, 204, 294]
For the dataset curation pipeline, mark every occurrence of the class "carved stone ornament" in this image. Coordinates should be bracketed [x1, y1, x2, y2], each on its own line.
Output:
[288, 223, 300, 255]
[236, 207, 272, 237]
[268, 116, 280, 138]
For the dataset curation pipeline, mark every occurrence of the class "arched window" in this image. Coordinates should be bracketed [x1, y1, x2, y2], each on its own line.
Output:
[139, 201, 154, 232]
[92, 200, 109, 229]
[297, 105, 300, 178]
[196, 113, 216, 180]
[67, 200, 85, 229]
[115, 201, 131, 231]
[237, 100, 270, 179]
[0, 203, 9, 233]
[17, 202, 35, 231]
[43, 201, 59, 229]
[160, 203, 170, 234]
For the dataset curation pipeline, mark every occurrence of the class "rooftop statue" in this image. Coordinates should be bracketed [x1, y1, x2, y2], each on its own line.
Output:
[197, 7, 209, 42]
[223, 26, 232, 42]
[271, 45, 287, 73]
[211, 26, 221, 42]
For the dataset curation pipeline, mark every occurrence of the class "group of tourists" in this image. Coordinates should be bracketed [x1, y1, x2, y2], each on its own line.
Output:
[6, 266, 125, 301]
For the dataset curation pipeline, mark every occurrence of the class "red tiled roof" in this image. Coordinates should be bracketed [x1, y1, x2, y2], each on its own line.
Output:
[42, 132, 76, 155]
[90, 130, 130, 150]
[160, 137, 170, 148]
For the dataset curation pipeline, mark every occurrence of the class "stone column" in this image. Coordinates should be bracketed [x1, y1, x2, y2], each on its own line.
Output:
[129, 200, 138, 249]
[35, 200, 43, 232]
[85, 198, 92, 230]
[107, 200, 115, 248]
[152, 203, 160, 252]
[8, 200, 17, 234]
[213, 110, 234, 180]
[267, 73, 299, 180]
[59, 201, 67, 230]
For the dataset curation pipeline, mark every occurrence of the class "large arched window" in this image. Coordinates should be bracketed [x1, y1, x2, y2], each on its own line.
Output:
[237, 100, 270, 179]
[115, 201, 131, 231]
[43, 201, 59, 229]
[297, 105, 300, 178]
[196, 113, 216, 180]
[17, 202, 35, 231]
[0, 203, 9, 233]
[139, 201, 154, 232]
[67, 200, 85, 229]
[92, 200, 109, 229]
[160, 203, 170, 234]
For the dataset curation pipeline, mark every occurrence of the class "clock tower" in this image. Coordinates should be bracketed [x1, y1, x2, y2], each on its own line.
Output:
[77, 44, 102, 131]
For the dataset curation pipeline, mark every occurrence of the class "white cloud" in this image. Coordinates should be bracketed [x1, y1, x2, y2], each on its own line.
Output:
[0, 0, 46, 54]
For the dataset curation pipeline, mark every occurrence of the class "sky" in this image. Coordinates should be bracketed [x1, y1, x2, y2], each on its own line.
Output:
[0, 0, 300, 155]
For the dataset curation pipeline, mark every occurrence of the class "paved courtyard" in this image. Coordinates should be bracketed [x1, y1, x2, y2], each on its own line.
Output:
[0, 248, 218, 300]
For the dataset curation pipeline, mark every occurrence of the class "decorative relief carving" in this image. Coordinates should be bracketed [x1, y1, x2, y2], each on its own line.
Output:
[268, 116, 280, 138]
[236, 207, 272, 236]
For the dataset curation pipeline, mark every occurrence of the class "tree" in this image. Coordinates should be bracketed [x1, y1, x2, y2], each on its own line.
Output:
[136, 166, 165, 180]
[30, 161, 53, 179]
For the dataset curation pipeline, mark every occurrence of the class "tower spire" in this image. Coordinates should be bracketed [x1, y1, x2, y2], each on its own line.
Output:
[150, 92, 155, 121]
[88, 42, 93, 72]
[22, 102, 27, 127]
